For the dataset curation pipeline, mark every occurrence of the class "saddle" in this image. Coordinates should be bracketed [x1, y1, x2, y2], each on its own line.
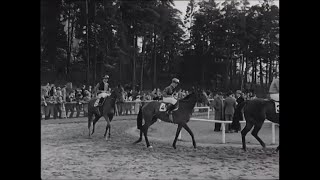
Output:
[94, 97, 107, 107]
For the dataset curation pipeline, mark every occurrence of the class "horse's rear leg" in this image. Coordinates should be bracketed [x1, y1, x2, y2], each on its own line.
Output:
[88, 113, 93, 137]
[241, 122, 254, 151]
[251, 123, 266, 150]
[91, 116, 100, 135]
[134, 128, 143, 144]
[172, 124, 183, 149]
[143, 116, 157, 148]
[182, 123, 196, 149]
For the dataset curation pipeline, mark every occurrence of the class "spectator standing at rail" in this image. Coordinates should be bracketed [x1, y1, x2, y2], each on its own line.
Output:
[81, 85, 86, 97]
[74, 89, 83, 118]
[65, 90, 76, 118]
[213, 92, 224, 132]
[230, 90, 245, 133]
[54, 87, 63, 119]
[224, 91, 237, 132]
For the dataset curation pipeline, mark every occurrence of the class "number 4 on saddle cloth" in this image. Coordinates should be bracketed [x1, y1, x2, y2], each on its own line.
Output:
[159, 102, 179, 112]
[158, 102, 179, 123]
[93, 97, 107, 116]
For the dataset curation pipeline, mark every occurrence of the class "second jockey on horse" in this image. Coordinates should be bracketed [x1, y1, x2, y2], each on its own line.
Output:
[94, 74, 111, 116]
[162, 78, 180, 122]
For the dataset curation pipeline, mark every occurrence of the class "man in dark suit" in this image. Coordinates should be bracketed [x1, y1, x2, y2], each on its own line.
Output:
[230, 90, 245, 133]
[213, 92, 224, 131]
[224, 91, 237, 131]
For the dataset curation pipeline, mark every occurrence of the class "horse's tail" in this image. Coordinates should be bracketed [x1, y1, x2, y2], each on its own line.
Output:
[137, 106, 143, 130]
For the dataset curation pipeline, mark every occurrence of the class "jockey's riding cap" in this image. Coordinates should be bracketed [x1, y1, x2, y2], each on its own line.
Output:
[103, 75, 109, 79]
[172, 78, 180, 84]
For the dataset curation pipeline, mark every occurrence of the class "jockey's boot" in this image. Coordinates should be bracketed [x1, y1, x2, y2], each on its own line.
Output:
[166, 103, 176, 123]
[95, 98, 104, 116]
[98, 97, 104, 106]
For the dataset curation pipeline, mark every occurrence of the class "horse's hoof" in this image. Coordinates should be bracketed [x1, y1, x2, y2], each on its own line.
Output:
[242, 148, 247, 152]
[148, 146, 153, 149]
[262, 147, 267, 152]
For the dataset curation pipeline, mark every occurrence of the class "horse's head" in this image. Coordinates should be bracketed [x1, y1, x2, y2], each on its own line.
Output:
[111, 85, 125, 102]
[189, 87, 210, 106]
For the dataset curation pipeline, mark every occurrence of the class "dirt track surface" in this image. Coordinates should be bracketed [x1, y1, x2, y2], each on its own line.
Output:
[41, 117, 279, 179]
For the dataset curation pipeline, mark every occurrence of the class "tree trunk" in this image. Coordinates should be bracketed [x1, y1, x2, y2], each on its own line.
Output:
[266, 59, 269, 86]
[140, 37, 146, 91]
[251, 58, 254, 88]
[93, 1, 97, 85]
[132, 34, 137, 91]
[47, 0, 60, 76]
[229, 58, 233, 88]
[268, 58, 273, 84]
[259, 58, 264, 87]
[244, 57, 248, 88]
[66, 4, 71, 80]
[233, 57, 237, 89]
[240, 52, 245, 90]
[152, 25, 157, 89]
[86, 0, 90, 86]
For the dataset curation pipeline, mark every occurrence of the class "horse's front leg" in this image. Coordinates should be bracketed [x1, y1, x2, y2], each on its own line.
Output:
[103, 115, 111, 141]
[182, 123, 196, 149]
[172, 124, 183, 149]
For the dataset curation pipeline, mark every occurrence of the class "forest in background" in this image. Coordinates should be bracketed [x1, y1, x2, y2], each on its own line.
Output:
[41, 0, 279, 94]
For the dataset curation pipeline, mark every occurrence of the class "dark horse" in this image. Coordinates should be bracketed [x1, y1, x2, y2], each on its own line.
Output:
[134, 89, 210, 149]
[237, 98, 279, 152]
[87, 86, 124, 140]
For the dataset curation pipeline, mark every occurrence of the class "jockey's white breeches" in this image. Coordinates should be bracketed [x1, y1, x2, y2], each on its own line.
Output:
[162, 97, 177, 105]
[97, 92, 110, 98]
[270, 93, 279, 101]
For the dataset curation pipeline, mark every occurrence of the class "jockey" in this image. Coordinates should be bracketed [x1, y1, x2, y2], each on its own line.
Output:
[269, 76, 279, 102]
[162, 78, 180, 122]
[94, 74, 111, 115]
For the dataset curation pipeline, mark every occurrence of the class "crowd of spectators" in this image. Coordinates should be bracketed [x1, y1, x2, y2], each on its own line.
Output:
[41, 82, 257, 121]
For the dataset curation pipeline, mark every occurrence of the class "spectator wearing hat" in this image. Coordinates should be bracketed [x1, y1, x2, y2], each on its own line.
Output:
[224, 91, 237, 132]
[213, 92, 224, 131]
[230, 90, 245, 132]
[53, 87, 63, 119]
[65, 91, 75, 118]
[83, 90, 91, 117]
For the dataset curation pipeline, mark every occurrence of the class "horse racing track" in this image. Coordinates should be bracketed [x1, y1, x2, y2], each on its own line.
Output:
[41, 116, 279, 179]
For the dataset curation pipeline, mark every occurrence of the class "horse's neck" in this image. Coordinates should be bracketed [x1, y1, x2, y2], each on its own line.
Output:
[180, 94, 197, 110]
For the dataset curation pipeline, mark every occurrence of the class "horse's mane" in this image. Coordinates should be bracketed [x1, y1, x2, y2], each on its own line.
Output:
[180, 92, 195, 101]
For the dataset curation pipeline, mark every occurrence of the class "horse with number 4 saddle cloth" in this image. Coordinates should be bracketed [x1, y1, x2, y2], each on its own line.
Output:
[134, 88, 210, 149]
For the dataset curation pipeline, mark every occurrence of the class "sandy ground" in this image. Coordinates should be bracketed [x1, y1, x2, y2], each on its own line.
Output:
[41, 116, 279, 179]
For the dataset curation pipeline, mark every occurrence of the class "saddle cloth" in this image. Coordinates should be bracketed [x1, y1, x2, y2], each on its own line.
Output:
[274, 101, 279, 113]
[94, 96, 109, 107]
[159, 102, 179, 112]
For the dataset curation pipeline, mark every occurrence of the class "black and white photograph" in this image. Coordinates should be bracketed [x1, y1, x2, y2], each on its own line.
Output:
[41, 0, 279, 179]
